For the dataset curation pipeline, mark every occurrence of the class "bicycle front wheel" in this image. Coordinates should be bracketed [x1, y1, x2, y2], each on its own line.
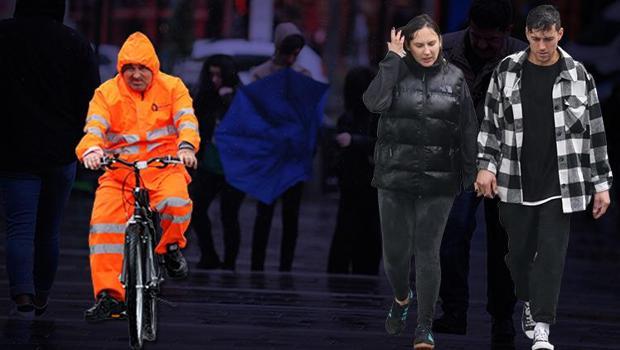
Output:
[125, 225, 145, 350]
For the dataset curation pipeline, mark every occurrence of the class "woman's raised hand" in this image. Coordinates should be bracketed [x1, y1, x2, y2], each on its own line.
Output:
[387, 27, 406, 57]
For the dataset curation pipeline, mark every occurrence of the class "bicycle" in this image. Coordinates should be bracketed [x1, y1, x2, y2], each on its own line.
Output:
[100, 155, 182, 350]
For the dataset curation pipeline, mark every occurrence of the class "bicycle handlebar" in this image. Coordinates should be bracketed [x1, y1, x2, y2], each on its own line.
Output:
[101, 155, 182, 170]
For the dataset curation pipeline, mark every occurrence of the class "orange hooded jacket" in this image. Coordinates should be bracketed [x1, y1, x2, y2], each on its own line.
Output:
[76, 32, 199, 161]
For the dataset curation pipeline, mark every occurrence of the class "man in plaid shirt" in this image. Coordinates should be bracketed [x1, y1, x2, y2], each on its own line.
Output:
[475, 5, 612, 350]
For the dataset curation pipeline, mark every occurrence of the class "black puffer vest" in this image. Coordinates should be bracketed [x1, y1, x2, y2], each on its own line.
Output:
[364, 52, 477, 195]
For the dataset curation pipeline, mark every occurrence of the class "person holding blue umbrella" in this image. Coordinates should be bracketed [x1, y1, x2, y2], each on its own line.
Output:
[363, 14, 478, 349]
[215, 22, 329, 272]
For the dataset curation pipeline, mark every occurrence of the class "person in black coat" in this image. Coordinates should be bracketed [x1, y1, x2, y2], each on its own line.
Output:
[363, 14, 478, 349]
[190, 54, 246, 270]
[433, 0, 526, 344]
[327, 67, 382, 275]
[0, 0, 100, 317]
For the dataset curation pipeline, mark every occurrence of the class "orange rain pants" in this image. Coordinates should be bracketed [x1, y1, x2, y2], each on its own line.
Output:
[88, 165, 192, 301]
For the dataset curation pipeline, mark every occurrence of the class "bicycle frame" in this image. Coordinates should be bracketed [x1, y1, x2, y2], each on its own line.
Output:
[101, 155, 181, 349]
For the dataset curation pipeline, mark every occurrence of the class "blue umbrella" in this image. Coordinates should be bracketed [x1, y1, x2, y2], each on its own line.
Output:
[215, 68, 329, 204]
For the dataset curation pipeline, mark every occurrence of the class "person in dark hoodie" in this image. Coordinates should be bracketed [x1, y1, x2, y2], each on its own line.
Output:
[327, 67, 381, 275]
[433, 0, 526, 345]
[190, 54, 246, 270]
[363, 14, 478, 349]
[248, 22, 311, 272]
[0, 0, 100, 318]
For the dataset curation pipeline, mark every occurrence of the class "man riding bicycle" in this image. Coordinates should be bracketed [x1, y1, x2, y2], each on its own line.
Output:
[76, 32, 200, 322]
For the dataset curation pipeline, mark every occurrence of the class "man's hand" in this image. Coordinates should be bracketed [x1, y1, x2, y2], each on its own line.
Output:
[335, 132, 352, 147]
[387, 27, 406, 57]
[83, 147, 104, 170]
[592, 190, 611, 219]
[474, 169, 498, 198]
[177, 148, 197, 169]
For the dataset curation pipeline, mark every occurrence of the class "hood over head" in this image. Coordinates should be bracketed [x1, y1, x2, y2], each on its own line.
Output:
[14, 0, 66, 22]
[117, 32, 160, 75]
[274, 22, 305, 49]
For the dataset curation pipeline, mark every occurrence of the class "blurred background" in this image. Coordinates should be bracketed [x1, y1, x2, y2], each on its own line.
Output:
[0, 0, 618, 252]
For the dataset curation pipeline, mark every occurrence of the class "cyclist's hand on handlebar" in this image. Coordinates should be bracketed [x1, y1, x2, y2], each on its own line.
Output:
[83, 147, 105, 170]
[177, 148, 197, 169]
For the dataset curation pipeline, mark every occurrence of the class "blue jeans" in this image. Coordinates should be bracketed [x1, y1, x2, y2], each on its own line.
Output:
[0, 162, 76, 299]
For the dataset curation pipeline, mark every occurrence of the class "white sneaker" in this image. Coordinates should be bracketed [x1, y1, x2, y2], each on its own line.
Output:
[521, 301, 535, 339]
[532, 327, 554, 350]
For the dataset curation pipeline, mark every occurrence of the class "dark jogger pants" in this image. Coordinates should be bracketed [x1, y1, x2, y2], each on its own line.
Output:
[378, 189, 454, 327]
[498, 199, 571, 324]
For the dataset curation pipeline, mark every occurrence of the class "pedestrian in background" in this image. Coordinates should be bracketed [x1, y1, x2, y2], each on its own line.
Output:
[0, 0, 100, 318]
[327, 66, 381, 275]
[248, 22, 311, 272]
[434, 0, 526, 345]
[191, 54, 246, 270]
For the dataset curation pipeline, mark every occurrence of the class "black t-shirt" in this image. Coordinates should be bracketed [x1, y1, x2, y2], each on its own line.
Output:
[520, 58, 562, 202]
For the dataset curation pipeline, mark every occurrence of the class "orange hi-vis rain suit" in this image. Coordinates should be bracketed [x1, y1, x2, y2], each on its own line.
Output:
[75, 32, 200, 301]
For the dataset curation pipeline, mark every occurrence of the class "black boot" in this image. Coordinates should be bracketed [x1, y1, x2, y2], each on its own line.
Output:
[84, 291, 126, 322]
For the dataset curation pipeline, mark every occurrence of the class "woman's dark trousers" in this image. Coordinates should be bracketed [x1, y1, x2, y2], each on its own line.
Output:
[378, 189, 454, 327]
[190, 169, 245, 269]
[327, 185, 381, 275]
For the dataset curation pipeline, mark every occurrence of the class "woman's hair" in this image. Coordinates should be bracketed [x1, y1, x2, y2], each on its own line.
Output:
[399, 14, 442, 53]
[197, 54, 239, 92]
[193, 54, 239, 117]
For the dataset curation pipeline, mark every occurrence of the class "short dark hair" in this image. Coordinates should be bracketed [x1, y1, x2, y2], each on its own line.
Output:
[279, 35, 305, 55]
[400, 14, 441, 52]
[469, 0, 513, 31]
[526, 4, 561, 32]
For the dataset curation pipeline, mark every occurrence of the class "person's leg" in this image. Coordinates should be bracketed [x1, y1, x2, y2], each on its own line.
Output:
[351, 186, 382, 275]
[88, 177, 132, 301]
[529, 199, 570, 325]
[379, 189, 415, 336]
[497, 203, 538, 303]
[33, 162, 76, 305]
[279, 182, 304, 271]
[412, 195, 455, 328]
[379, 189, 415, 300]
[327, 187, 355, 273]
[152, 170, 193, 254]
[220, 182, 245, 270]
[251, 200, 276, 271]
[189, 170, 222, 267]
[484, 197, 517, 343]
[485, 197, 517, 318]
[0, 172, 41, 305]
[435, 191, 479, 332]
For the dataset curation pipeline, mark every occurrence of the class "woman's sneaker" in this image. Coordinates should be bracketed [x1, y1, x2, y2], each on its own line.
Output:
[385, 290, 413, 335]
[521, 301, 535, 339]
[532, 327, 554, 350]
[414, 325, 435, 349]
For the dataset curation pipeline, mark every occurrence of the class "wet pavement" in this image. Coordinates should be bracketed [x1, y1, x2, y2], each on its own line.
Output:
[0, 187, 618, 349]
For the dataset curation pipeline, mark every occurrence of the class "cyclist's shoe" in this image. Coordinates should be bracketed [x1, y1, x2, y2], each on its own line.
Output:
[84, 291, 126, 322]
[164, 243, 189, 280]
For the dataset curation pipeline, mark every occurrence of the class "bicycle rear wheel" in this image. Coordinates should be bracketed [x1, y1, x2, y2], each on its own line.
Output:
[125, 225, 145, 349]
